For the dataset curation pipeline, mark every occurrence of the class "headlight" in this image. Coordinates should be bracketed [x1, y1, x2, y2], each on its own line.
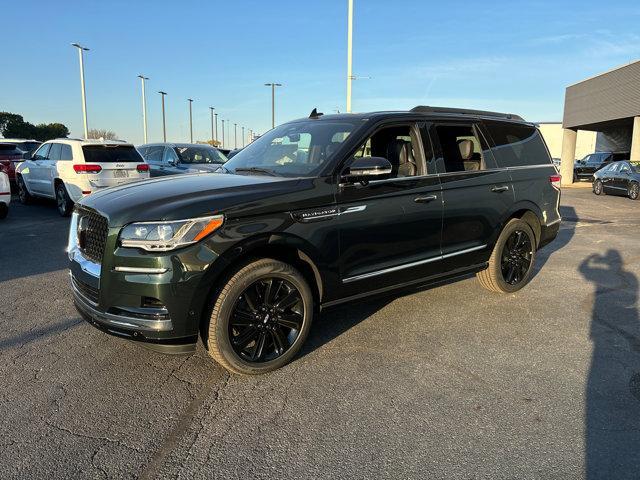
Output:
[119, 215, 224, 251]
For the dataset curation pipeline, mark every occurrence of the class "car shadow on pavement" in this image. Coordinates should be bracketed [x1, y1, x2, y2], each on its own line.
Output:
[532, 205, 577, 278]
[0, 317, 82, 350]
[579, 250, 640, 478]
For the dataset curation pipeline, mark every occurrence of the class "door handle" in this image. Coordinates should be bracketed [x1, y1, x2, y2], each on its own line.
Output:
[491, 185, 509, 193]
[414, 194, 438, 203]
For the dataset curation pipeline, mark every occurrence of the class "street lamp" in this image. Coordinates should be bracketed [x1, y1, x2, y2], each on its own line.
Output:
[264, 83, 283, 129]
[71, 43, 90, 138]
[209, 107, 215, 144]
[138, 75, 149, 143]
[234, 123, 237, 149]
[346, 0, 354, 113]
[214, 113, 218, 145]
[187, 99, 194, 143]
[221, 119, 225, 148]
[226, 120, 230, 148]
[158, 91, 168, 142]
[242, 126, 245, 147]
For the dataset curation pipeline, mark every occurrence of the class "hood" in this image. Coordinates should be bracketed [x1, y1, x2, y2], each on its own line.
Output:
[79, 172, 310, 227]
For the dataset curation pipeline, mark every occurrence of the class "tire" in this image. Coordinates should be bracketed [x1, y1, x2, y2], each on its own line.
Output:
[573, 172, 578, 183]
[629, 182, 639, 200]
[0, 203, 7, 219]
[55, 182, 73, 217]
[477, 218, 537, 294]
[16, 175, 33, 205]
[593, 179, 603, 195]
[206, 258, 314, 375]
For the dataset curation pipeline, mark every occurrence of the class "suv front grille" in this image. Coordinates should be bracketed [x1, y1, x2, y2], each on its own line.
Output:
[78, 209, 109, 264]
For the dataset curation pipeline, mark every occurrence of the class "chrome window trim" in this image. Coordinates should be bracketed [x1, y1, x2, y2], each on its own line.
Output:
[342, 244, 486, 284]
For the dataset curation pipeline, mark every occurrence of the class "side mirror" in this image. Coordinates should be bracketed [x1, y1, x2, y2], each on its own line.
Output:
[342, 156, 392, 183]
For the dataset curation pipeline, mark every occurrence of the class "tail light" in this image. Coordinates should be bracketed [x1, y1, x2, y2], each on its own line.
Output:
[136, 163, 150, 172]
[73, 164, 102, 173]
[550, 174, 561, 190]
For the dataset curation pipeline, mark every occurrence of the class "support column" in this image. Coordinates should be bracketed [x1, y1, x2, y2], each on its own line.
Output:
[560, 128, 577, 186]
[630, 116, 640, 162]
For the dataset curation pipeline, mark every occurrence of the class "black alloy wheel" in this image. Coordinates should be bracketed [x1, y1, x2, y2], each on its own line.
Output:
[229, 277, 304, 363]
[500, 230, 533, 286]
[629, 182, 639, 200]
[593, 179, 603, 195]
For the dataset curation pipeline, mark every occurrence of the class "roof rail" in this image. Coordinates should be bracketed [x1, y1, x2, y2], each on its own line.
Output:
[410, 105, 524, 121]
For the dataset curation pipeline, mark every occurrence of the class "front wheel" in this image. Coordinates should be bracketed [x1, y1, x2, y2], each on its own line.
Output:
[206, 259, 314, 374]
[593, 179, 603, 195]
[629, 182, 639, 200]
[55, 182, 73, 217]
[477, 219, 537, 293]
[16, 175, 33, 205]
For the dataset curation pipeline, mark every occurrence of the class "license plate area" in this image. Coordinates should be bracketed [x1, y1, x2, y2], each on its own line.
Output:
[113, 170, 129, 178]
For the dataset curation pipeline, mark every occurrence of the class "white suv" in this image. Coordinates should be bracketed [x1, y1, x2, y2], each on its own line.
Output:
[0, 167, 10, 219]
[15, 138, 150, 216]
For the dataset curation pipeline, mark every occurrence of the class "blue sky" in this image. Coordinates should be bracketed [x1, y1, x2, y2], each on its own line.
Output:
[3, 0, 640, 145]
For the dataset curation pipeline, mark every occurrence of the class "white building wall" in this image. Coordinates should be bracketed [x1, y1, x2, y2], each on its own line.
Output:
[538, 123, 597, 160]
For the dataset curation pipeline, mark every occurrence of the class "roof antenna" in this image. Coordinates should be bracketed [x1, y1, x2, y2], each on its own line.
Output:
[309, 108, 324, 119]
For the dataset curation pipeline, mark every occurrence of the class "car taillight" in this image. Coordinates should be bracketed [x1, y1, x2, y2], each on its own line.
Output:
[73, 164, 102, 173]
[550, 174, 561, 190]
[136, 164, 150, 172]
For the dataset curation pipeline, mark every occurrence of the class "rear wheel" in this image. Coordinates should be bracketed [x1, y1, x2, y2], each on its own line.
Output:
[16, 175, 33, 205]
[477, 218, 536, 293]
[206, 259, 314, 374]
[593, 179, 603, 195]
[55, 182, 73, 217]
[573, 172, 578, 183]
[629, 182, 639, 200]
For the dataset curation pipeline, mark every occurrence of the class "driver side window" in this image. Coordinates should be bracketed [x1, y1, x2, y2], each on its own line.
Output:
[32, 143, 51, 160]
[352, 124, 425, 178]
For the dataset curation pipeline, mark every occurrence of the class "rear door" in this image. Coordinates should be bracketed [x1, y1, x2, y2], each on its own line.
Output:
[616, 162, 634, 192]
[431, 121, 512, 271]
[40, 142, 62, 197]
[81, 144, 148, 188]
[600, 162, 619, 193]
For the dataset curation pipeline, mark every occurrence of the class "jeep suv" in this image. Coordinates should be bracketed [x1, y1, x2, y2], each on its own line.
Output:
[68, 107, 561, 374]
[16, 138, 150, 216]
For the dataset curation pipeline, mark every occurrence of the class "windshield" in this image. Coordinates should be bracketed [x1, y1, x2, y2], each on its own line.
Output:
[175, 146, 227, 164]
[222, 120, 360, 177]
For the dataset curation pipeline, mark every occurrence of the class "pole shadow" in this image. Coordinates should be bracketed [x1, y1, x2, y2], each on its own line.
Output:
[579, 250, 640, 478]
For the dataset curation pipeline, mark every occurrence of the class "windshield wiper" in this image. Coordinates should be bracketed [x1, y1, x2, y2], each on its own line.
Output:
[234, 167, 278, 176]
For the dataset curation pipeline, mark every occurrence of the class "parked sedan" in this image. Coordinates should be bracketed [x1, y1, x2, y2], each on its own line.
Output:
[573, 152, 627, 182]
[592, 160, 640, 200]
[138, 143, 228, 177]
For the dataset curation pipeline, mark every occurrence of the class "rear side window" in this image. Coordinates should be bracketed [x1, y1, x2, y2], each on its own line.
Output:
[484, 121, 550, 167]
[433, 124, 492, 173]
[142, 146, 164, 164]
[60, 144, 73, 161]
[82, 145, 144, 163]
[48, 143, 62, 161]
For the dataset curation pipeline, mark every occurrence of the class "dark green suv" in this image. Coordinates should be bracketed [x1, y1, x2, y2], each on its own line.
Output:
[69, 107, 561, 374]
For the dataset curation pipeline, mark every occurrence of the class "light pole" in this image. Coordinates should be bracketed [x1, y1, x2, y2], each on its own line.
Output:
[226, 120, 230, 148]
[221, 119, 225, 148]
[214, 113, 218, 145]
[71, 43, 90, 138]
[158, 91, 167, 142]
[346, 0, 354, 113]
[209, 107, 215, 144]
[234, 123, 237, 149]
[187, 99, 194, 143]
[264, 83, 282, 129]
[242, 126, 245, 147]
[138, 75, 149, 143]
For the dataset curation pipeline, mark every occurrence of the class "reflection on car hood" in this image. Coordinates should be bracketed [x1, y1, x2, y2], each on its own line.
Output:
[79, 172, 304, 226]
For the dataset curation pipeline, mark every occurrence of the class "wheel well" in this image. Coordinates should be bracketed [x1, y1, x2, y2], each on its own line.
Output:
[54, 178, 64, 189]
[508, 209, 542, 247]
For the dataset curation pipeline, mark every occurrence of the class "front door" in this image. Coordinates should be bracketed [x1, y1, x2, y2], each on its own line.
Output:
[26, 143, 52, 194]
[430, 121, 513, 271]
[336, 121, 443, 298]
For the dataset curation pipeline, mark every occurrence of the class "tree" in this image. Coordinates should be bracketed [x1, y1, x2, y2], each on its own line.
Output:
[0, 111, 69, 141]
[199, 139, 221, 147]
[88, 129, 118, 140]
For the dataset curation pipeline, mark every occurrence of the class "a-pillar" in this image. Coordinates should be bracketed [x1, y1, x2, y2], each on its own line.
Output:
[560, 128, 577, 186]
[630, 116, 640, 162]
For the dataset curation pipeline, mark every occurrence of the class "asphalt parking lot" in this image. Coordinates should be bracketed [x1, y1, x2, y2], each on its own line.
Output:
[1, 187, 639, 479]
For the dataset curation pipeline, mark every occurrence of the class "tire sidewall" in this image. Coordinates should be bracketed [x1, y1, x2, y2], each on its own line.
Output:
[593, 180, 602, 195]
[492, 220, 537, 293]
[211, 260, 314, 374]
[17, 176, 31, 204]
[56, 183, 72, 216]
[629, 182, 639, 200]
